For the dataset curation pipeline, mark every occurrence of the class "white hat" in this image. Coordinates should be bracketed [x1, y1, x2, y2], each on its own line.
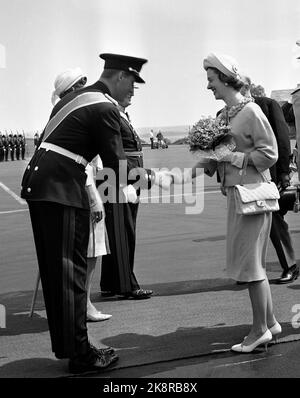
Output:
[51, 67, 86, 105]
[203, 53, 240, 79]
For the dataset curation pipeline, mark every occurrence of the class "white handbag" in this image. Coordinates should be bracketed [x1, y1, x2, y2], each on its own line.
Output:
[234, 155, 280, 215]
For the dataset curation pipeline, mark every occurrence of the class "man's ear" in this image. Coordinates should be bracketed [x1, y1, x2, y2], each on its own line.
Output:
[118, 71, 126, 81]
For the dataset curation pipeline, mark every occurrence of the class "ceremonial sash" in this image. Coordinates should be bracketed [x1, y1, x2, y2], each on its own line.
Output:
[42, 92, 112, 142]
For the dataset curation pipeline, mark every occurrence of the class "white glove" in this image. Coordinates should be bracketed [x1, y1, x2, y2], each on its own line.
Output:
[153, 171, 174, 189]
[173, 169, 192, 184]
[216, 148, 245, 168]
[85, 178, 103, 212]
[122, 184, 138, 203]
[168, 169, 192, 184]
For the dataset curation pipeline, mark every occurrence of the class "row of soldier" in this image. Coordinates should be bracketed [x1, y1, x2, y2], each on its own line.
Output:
[0, 133, 26, 162]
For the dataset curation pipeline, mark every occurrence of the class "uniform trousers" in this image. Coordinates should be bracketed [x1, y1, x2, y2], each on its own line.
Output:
[15, 146, 20, 160]
[270, 210, 295, 271]
[28, 201, 90, 359]
[100, 202, 140, 294]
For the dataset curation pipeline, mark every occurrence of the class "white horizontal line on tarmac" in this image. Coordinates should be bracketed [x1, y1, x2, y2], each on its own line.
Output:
[140, 189, 220, 201]
[0, 181, 27, 205]
[0, 190, 221, 214]
[215, 353, 282, 368]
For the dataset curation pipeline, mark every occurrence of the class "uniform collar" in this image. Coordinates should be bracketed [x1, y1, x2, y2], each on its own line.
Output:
[93, 80, 111, 95]
[92, 81, 120, 106]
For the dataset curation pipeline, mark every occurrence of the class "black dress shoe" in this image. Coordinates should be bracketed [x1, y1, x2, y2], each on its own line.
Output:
[69, 350, 119, 374]
[277, 264, 299, 284]
[90, 343, 115, 356]
[124, 289, 153, 300]
[101, 291, 116, 297]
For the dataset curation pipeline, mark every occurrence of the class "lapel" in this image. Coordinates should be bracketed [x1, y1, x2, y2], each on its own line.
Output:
[119, 110, 132, 126]
[119, 110, 137, 136]
[119, 110, 142, 150]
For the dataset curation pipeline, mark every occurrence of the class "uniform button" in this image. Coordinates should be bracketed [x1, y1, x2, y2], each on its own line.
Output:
[27, 187, 31, 193]
[27, 165, 30, 170]
[34, 166, 39, 171]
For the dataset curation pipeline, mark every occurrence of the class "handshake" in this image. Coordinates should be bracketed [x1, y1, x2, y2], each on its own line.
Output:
[122, 169, 193, 201]
[153, 169, 192, 189]
[121, 168, 195, 202]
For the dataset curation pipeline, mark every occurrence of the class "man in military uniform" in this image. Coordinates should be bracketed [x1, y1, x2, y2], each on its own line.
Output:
[33, 132, 40, 152]
[8, 134, 15, 161]
[14, 134, 20, 160]
[100, 83, 154, 299]
[21, 53, 149, 374]
[2, 135, 8, 161]
[19, 134, 26, 160]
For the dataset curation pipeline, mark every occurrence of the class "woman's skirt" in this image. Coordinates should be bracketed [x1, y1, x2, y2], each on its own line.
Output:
[226, 187, 272, 282]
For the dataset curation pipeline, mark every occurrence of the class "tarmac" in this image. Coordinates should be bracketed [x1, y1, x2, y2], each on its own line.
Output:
[0, 146, 300, 380]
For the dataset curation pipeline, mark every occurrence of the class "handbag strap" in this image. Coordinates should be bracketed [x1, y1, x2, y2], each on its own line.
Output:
[238, 154, 249, 185]
[239, 153, 268, 185]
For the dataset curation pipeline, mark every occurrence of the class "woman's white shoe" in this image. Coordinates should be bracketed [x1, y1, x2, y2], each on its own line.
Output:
[231, 329, 272, 353]
[87, 310, 112, 322]
[269, 321, 282, 342]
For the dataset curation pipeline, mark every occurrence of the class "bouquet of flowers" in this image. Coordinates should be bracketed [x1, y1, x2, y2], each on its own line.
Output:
[187, 115, 236, 161]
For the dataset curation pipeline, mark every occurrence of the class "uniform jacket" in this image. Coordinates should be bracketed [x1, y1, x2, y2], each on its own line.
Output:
[253, 96, 290, 184]
[119, 110, 143, 168]
[281, 101, 295, 125]
[21, 81, 127, 209]
[202, 102, 278, 187]
[117, 110, 152, 189]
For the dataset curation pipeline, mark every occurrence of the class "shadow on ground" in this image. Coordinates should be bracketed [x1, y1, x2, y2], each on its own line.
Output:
[1, 321, 298, 378]
[81, 322, 298, 378]
[0, 358, 67, 378]
[1, 260, 299, 337]
[0, 290, 47, 336]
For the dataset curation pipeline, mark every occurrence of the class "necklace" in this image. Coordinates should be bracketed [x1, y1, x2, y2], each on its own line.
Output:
[225, 97, 254, 119]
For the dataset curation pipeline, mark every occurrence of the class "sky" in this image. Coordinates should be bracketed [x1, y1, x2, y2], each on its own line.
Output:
[1, 0, 300, 135]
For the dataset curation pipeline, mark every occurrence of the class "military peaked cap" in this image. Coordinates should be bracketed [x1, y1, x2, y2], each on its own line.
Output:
[100, 53, 148, 83]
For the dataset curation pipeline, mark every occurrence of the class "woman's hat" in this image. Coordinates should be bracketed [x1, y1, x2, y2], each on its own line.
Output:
[203, 53, 240, 79]
[51, 67, 87, 105]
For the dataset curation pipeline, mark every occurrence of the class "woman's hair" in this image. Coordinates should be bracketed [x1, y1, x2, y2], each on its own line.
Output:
[208, 67, 244, 91]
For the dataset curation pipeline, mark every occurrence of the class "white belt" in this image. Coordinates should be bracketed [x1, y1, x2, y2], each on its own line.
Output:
[39, 142, 88, 167]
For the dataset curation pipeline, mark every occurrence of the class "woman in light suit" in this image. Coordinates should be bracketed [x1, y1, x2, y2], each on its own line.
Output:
[164, 53, 281, 353]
